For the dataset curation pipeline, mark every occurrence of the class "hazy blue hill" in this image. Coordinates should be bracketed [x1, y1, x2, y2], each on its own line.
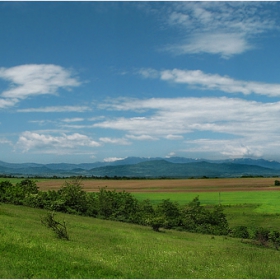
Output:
[1, 157, 280, 177]
[225, 158, 280, 170]
[88, 160, 280, 178]
[0, 160, 43, 169]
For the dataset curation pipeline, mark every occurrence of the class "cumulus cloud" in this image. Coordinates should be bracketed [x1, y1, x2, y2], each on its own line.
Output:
[0, 64, 80, 109]
[162, 2, 277, 57]
[140, 68, 280, 97]
[17, 131, 100, 153]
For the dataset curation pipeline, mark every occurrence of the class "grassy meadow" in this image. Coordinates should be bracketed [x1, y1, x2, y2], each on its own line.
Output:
[1, 203, 280, 279]
[1, 176, 280, 278]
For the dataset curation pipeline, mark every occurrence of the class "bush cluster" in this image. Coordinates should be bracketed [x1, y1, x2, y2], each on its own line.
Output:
[0, 178, 230, 236]
[2, 178, 279, 247]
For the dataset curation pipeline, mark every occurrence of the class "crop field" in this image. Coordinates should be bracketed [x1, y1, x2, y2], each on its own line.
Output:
[36, 177, 280, 192]
[35, 177, 280, 212]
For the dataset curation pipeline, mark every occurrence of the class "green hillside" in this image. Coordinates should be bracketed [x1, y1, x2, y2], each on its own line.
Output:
[1, 203, 280, 278]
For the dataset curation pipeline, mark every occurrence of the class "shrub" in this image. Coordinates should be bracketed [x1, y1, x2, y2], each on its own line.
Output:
[269, 230, 280, 250]
[146, 216, 166, 232]
[41, 212, 69, 240]
[254, 227, 270, 246]
[155, 199, 181, 229]
[134, 199, 155, 225]
[181, 197, 229, 235]
[230, 226, 250, 239]
[57, 177, 87, 214]
[0, 181, 13, 202]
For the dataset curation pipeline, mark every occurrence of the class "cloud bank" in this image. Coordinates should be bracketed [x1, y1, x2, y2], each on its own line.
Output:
[94, 96, 280, 158]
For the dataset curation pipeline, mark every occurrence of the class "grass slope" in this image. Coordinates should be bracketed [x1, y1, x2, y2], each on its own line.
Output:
[1, 203, 280, 279]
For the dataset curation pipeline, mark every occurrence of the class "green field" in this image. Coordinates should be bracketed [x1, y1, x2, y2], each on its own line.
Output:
[1, 203, 280, 279]
[133, 191, 280, 213]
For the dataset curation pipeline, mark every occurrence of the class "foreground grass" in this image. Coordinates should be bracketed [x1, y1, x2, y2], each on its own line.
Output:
[1, 204, 280, 278]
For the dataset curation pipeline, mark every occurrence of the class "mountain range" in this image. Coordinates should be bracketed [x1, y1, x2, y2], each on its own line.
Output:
[1, 157, 280, 178]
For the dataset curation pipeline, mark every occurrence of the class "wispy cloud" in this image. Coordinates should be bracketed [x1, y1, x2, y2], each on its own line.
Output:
[16, 131, 100, 153]
[0, 138, 12, 146]
[140, 68, 280, 97]
[99, 137, 131, 145]
[103, 157, 125, 162]
[184, 139, 263, 159]
[0, 64, 80, 109]
[126, 134, 158, 141]
[18, 105, 90, 113]
[165, 134, 184, 140]
[161, 2, 277, 58]
[94, 97, 280, 159]
[61, 118, 84, 123]
[165, 33, 251, 58]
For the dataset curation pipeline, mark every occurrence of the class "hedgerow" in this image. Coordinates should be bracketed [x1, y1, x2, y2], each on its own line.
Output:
[1, 178, 278, 246]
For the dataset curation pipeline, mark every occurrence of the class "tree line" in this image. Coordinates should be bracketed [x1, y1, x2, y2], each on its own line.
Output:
[0, 178, 228, 235]
[0, 178, 279, 248]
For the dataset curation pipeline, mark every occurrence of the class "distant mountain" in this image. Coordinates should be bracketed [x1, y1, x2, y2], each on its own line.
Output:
[223, 158, 280, 170]
[88, 160, 280, 178]
[1, 157, 280, 178]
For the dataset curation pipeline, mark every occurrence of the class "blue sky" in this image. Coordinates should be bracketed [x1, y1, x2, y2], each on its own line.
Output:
[1, 1, 280, 164]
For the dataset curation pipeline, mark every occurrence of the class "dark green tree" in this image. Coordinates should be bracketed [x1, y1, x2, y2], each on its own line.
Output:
[155, 199, 181, 229]
[57, 177, 87, 214]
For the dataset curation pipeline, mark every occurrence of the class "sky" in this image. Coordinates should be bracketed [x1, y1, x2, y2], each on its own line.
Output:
[1, 1, 280, 164]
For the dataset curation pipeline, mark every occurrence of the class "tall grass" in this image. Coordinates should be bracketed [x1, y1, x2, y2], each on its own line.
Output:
[1, 203, 280, 278]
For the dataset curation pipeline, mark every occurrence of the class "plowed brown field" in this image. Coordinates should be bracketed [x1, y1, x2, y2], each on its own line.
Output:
[37, 177, 280, 193]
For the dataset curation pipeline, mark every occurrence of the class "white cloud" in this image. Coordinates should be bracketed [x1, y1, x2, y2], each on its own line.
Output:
[103, 157, 125, 162]
[162, 2, 277, 57]
[17, 131, 100, 153]
[166, 33, 251, 58]
[99, 137, 131, 145]
[61, 118, 84, 123]
[184, 139, 263, 159]
[126, 134, 158, 141]
[140, 68, 280, 97]
[0, 98, 18, 109]
[165, 134, 184, 140]
[0, 138, 12, 146]
[95, 97, 280, 143]
[0, 64, 80, 109]
[18, 105, 90, 113]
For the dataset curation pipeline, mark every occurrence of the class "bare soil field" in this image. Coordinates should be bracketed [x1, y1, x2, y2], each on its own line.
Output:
[37, 177, 280, 193]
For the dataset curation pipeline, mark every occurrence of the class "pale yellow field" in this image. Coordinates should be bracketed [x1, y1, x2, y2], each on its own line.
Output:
[37, 177, 280, 193]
